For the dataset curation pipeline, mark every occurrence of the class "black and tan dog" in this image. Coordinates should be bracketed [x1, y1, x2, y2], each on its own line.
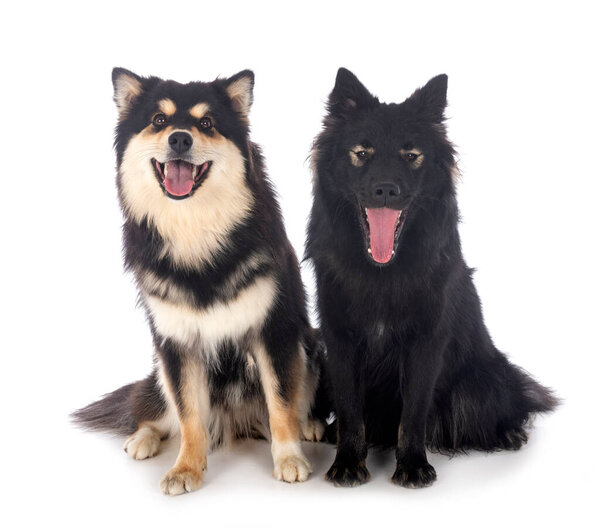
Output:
[74, 69, 326, 495]
[307, 69, 557, 488]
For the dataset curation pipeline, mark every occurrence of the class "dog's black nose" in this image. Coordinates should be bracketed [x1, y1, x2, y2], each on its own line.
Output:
[168, 132, 193, 154]
[371, 182, 400, 201]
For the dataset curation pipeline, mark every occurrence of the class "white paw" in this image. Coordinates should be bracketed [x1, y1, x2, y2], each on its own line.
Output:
[160, 466, 204, 495]
[124, 426, 161, 460]
[273, 454, 312, 483]
[301, 418, 325, 442]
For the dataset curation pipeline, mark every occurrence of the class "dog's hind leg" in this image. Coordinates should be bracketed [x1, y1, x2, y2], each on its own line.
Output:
[156, 341, 210, 496]
[73, 367, 174, 458]
[124, 424, 163, 460]
[253, 339, 312, 483]
[123, 364, 179, 460]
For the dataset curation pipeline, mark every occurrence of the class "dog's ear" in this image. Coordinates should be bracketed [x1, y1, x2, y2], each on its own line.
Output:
[328, 68, 378, 117]
[112, 68, 144, 118]
[406, 74, 448, 123]
[224, 70, 254, 120]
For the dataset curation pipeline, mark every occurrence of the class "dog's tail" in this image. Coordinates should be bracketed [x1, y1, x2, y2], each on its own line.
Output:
[427, 352, 559, 453]
[517, 365, 559, 414]
[71, 370, 166, 436]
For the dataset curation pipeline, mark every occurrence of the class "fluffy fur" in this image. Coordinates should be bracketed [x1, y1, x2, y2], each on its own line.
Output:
[307, 68, 558, 488]
[73, 69, 328, 494]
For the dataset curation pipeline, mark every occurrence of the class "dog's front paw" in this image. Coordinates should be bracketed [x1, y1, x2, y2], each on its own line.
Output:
[124, 426, 161, 460]
[160, 465, 204, 495]
[325, 458, 371, 487]
[392, 461, 437, 488]
[273, 455, 312, 483]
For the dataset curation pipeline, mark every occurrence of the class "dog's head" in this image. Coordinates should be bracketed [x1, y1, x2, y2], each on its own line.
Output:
[313, 68, 455, 266]
[112, 68, 256, 267]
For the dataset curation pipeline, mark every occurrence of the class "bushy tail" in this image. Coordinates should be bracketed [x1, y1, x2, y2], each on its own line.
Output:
[427, 353, 559, 453]
[518, 366, 560, 414]
[71, 371, 165, 436]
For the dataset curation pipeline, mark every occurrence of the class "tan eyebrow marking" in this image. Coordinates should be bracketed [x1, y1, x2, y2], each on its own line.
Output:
[349, 145, 375, 167]
[400, 147, 424, 168]
[158, 98, 177, 116]
[189, 103, 211, 119]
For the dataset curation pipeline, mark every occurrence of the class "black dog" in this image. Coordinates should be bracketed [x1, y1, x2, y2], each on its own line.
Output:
[307, 68, 557, 488]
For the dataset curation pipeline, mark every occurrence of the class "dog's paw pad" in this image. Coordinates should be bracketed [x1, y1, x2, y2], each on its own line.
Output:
[301, 418, 326, 442]
[274, 455, 312, 483]
[325, 459, 371, 487]
[123, 427, 161, 460]
[160, 466, 203, 495]
[392, 463, 437, 488]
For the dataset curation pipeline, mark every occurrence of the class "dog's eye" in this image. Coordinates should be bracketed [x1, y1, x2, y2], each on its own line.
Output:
[152, 113, 167, 127]
[404, 152, 419, 162]
[349, 147, 374, 167]
[199, 117, 213, 130]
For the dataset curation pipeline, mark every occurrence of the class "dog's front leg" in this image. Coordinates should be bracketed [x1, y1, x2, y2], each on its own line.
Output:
[392, 333, 445, 488]
[157, 341, 209, 495]
[323, 326, 370, 487]
[254, 339, 312, 483]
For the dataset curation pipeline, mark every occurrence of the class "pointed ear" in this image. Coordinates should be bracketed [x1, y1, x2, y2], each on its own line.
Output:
[112, 68, 143, 118]
[224, 70, 254, 120]
[327, 67, 378, 117]
[406, 74, 448, 123]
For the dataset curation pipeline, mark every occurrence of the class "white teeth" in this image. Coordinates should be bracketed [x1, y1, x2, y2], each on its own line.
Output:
[367, 248, 372, 254]
[392, 250, 395, 257]
[163, 163, 169, 177]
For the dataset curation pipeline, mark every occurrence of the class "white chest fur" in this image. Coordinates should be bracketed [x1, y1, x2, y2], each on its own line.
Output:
[145, 275, 278, 348]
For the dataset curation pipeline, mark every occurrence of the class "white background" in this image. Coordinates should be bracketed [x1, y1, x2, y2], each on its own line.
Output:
[1, 1, 598, 526]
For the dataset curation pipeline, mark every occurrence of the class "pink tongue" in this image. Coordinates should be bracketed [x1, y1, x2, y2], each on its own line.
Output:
[366, 207, 401, 264]
[165, 161, 194, 197]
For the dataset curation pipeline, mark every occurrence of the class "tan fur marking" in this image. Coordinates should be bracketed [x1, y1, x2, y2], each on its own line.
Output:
[189, 103, 211, 119]
[253, 342, 303, 443]
[253, 342, 312, 482]
[158, 98, 177, 116]
[400, 148, 424, 168]
[160, 360, 209, 495]
[349, 145, 375, 167]
[175, 418, 208, 471]
[397, 424, 404, 448]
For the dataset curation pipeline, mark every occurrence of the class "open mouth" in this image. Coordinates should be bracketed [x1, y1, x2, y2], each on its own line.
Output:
[360, 207, 408, 265]
[152, 159, 212, 200]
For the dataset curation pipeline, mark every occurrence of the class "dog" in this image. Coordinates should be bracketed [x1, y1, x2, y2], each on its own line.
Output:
[73, 68, 327, 495]
[306, 68, 558, 488]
